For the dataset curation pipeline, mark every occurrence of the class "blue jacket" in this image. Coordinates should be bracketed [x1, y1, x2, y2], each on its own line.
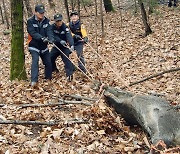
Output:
[27, 15, 54, 52]
[52, 22, 74, 48]
[68, 20, 88, 44]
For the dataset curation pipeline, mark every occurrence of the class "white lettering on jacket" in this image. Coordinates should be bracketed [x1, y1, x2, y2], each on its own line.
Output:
[61, 31, 65, 34]
[43, 24, 48, 28]
[32, 24, 38, 27]
[54, 30, 59, 34]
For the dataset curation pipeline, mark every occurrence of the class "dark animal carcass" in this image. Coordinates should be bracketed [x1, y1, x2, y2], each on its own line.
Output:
[104, 86, 180, 146]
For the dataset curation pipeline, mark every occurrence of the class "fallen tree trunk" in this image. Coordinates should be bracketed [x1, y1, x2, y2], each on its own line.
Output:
[103, 86, 180, 147]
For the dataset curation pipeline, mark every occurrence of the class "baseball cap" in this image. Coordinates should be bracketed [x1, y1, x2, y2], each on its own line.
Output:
[54, 14, 63, 21]
[35, 4, 45, 14]
[70, 11, 78, 17]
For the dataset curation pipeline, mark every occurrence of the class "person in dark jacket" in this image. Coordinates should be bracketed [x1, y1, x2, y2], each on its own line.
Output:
[50, 13, 75, 82]
[168, 0, 177, 7]
[27, 4, 54, 86]
[68, 11, 88, 73]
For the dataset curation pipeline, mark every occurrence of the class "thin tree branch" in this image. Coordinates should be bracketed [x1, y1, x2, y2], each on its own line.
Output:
[59, 99, 92, 106]
[0, 120, 57, 125]
[0, 100, 92, 109]
[63, 94, 98, 101]
[122, 67, 180, 89]
[0, 118, 88, 126]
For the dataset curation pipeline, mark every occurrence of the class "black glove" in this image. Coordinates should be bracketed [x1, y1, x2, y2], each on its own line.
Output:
[42, 37, 49, 43]
[83, 37, 88, 43]
[48, 39, 54, 44]
[60, 40, 67, 46]
[74, 35, 82, 40]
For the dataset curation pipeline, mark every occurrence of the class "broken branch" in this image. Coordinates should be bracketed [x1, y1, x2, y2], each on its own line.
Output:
[0, 118, 88, 126]
[0, 100, 92, 109]
[0, 120, 57, 125]
[63, 94, 98, 101]
[122, 67, 180, 88]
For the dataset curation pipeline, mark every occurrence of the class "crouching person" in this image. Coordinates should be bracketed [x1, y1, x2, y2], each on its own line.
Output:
[27, 4, 54, 87]
[50, 13, 75, 82]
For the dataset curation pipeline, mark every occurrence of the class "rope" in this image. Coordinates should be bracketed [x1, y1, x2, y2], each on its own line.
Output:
[86, 42, 129, 88]
[53, 43, 94, 82]
[64, 44, 94, 80]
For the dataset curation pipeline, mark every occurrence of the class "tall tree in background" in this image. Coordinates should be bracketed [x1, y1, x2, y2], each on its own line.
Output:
[10, 0, 27, 80]
[24, 0, 33, 17]
[0, 5, 4, 24]
[77, 0, 81, 18]
[64, 0, 70, 22]
[103, 0, 114, 12]
[138, 0, 152, 36]
[48, 0, 55, 8]
[100, 0, 105, 38]
[2, 0, 10, 29]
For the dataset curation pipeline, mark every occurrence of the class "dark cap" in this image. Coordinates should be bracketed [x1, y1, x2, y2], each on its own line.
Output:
[54, 14, 63, 21]
[35, 4, 45, 14]
[70, 11, 78, 17]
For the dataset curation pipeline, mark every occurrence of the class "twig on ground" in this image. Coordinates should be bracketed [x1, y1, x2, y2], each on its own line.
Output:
[0, 118, 89, 126]
[63, 94, 98, 101]
[0, 100, 92, 109]
[0, 120, 57, 125]
[122, 67, 180, 89]
[59, 99, 92, 106]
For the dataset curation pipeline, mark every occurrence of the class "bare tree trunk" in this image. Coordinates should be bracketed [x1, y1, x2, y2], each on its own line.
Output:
[64, 0, 70, 22]
[118, 0, 123, 28]
[148, 0, 154, 15]
[2, 0, 10, 29]
[95, 0, 98, 52]
[77, 0, 81, 19]
[134, 0, 138, 14]
[70, 0, 75, 11]
[48, 0, 55, 9]
[138, 0, 152, 36]
[103, 0, 114, 12]
[0, 5, 4, 24]
[100, 0, 105, 38]
[81, 0, 89, 15]
[24, 0, 33, 17]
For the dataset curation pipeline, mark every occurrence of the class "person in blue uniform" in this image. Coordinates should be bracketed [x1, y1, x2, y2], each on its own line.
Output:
[67, 11, 88, 73]
[27, 4, 54, 86]
[50, 14, 75, 82]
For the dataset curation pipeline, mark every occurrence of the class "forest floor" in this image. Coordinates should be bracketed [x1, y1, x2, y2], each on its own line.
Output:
[0, 1, 180, 153]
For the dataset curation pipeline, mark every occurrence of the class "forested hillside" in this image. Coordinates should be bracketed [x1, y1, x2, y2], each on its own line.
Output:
[0, 0, 179, 153]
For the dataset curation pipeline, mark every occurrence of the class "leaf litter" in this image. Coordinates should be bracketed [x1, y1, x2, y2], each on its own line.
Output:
[0, 2, 179, 153]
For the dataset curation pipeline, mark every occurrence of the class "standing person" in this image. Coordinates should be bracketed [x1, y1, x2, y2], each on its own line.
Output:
[50, 13, 75, 82]
[68, 11, 88, 73]
[27, 4, 54, 86]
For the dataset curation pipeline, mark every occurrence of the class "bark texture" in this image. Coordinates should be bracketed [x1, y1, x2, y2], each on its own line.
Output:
[10, 0, 27, 80]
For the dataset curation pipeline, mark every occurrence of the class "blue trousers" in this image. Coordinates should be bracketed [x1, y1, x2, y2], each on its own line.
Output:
[30, 50, 52, 82]
[50, 47, 74, 77]
[74, 42, 86, 73]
